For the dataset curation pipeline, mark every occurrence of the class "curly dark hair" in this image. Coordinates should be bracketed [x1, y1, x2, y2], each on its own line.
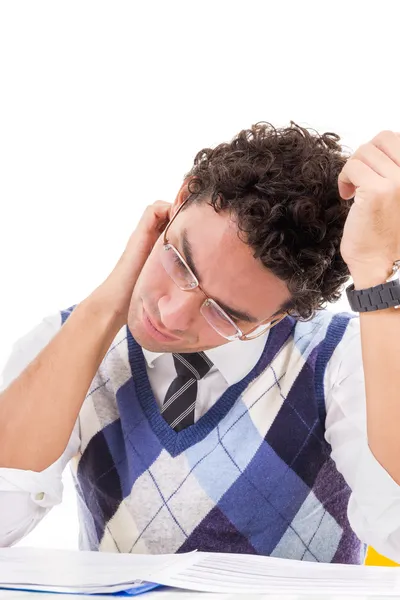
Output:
[183, 122, 353, 320]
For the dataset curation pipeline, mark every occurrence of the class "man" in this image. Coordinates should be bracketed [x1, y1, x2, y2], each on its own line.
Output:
[1, 122, 400, 564]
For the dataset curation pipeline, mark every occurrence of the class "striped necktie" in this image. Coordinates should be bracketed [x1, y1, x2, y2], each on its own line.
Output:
[161, 352, 213, 431]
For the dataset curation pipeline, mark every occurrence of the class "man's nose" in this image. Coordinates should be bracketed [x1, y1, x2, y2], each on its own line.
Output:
[158, 288, 202, 333]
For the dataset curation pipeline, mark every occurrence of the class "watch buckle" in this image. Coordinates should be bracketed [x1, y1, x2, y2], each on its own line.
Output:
[386, 260, 400, 309]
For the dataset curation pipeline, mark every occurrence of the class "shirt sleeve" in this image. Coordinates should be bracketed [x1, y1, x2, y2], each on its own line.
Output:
[324, 315, 400, 563]
[0, 313, 81, 547]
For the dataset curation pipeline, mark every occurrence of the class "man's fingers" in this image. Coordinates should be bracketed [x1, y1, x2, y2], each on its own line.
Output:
[351, 143, 400, 182]
[338, 158, 384, 200]
[372, 131, 400, 168]
[339, 132, 400, 200]
[146, 201, 172, 234]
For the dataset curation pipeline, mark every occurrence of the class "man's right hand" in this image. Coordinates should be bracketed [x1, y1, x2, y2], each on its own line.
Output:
[93, 200, 172, 329]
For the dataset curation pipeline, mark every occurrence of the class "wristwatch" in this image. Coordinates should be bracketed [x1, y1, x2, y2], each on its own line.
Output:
[346, 260, 400, 312]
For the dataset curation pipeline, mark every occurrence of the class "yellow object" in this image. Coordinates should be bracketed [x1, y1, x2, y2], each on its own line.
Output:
[365, 547, 398, 566]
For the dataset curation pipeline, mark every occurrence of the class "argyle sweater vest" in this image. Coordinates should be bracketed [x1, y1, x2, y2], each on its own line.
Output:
[61, 306, 366, 564]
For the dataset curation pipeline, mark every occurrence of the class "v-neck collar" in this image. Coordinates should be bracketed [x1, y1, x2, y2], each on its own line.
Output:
[126, 317, 296, 457]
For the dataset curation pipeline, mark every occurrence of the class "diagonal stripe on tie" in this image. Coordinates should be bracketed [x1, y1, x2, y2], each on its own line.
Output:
[169, 401, 197, 430]
[161, 378, 196, 412]
[161, 352, 213, 432]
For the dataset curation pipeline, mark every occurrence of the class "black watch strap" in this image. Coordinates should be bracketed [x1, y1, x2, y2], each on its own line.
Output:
[346, 279, 400, 312]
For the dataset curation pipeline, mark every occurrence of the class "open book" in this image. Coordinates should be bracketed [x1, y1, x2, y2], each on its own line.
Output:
[0, 546, 399, 595]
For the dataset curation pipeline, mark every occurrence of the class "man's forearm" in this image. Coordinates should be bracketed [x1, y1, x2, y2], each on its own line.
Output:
[358, 305, 400, 484]
[349, 262, 400, 484]
[0, 292, 122, 472]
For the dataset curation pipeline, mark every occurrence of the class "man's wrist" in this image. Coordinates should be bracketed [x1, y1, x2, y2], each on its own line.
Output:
[348, 262, 393, 291]
[82, 287, 127, 334]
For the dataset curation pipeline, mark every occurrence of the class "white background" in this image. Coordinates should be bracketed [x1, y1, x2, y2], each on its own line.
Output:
[0, 0, 399, 549]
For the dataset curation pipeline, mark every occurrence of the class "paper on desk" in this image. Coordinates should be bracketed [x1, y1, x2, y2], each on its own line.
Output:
[1, 547, 400, 596]
[0, 546, 197, 595]
[152, 552, 400, 596]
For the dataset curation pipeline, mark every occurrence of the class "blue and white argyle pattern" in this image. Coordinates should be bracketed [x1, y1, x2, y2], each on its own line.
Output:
[61, 306, 366, 564]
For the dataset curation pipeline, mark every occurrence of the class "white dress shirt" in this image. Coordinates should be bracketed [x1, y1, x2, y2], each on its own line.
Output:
[1, 311, 400, 562]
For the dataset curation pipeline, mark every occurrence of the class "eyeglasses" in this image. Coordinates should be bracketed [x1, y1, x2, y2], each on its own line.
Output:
[160, 195, 286, 341]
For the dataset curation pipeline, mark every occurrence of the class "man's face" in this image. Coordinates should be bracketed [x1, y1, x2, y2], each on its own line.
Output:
[128, 200, 290, 353]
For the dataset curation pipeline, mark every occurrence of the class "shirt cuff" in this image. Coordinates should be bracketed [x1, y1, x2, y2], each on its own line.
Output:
[0, 420, 80, 509]
[0, 460, 64, 509]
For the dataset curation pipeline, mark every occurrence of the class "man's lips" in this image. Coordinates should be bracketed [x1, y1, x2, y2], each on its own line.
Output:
[142, 307, 181, 342]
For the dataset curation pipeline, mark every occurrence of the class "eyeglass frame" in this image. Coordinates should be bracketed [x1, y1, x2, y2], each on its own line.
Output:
[162, 193, 287, 341]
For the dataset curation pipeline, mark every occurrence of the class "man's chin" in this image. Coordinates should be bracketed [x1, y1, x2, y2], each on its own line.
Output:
[127, 319, 180, 353]
[128, 323, 219, 354]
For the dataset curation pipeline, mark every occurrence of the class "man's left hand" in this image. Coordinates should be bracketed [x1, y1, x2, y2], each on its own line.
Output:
[339, 131, 400, 288]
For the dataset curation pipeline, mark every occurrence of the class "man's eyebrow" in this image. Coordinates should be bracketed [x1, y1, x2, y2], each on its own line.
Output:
[180, 229, 259, 324]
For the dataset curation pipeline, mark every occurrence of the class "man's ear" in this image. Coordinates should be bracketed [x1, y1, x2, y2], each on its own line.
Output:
[170, 178, 193, 219]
